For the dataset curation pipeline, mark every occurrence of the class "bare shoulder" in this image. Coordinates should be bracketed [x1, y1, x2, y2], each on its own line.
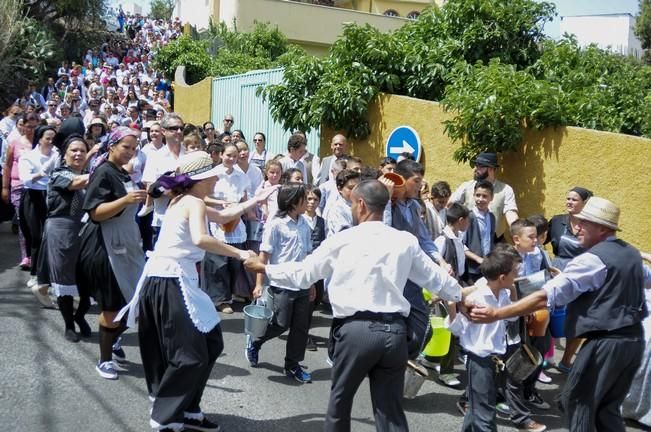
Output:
[170, 195, 206, 217]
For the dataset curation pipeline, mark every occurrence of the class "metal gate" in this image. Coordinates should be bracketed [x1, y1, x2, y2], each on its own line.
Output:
[211, 68, 321, 158]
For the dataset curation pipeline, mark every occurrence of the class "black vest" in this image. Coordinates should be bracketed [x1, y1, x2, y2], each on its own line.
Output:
[310, 216, 326, 251]
[565, 239, 647, 339]
[441, 237, 460, 279]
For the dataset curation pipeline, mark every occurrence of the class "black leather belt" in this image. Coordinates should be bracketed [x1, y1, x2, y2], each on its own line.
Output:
[346, 311, 405, 322]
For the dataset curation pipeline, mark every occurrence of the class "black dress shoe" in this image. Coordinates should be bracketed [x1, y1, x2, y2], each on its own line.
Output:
[65, 328, 80, 343]
[75, 316, 92, 337]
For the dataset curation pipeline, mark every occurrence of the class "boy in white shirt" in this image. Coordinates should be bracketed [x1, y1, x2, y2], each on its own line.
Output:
[503, 219, 548, 431]
[424, 202, 470, 387]
[447, 244, 521, 432]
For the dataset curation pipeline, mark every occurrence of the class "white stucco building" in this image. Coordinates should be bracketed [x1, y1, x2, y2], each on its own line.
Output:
[560, 13, 644, 58]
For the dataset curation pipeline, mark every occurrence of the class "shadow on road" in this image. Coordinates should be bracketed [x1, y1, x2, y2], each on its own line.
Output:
[207, 412, 375, 432]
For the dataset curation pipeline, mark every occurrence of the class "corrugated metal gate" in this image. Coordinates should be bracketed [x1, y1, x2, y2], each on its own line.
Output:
[211, 68, 321, 157]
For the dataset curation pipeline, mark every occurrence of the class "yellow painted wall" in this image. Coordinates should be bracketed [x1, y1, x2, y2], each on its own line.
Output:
[217, 0, 407, 56]
[173, 72, 212, 126]
[321, 93, 651, 252]
[337, 0, 438, 17]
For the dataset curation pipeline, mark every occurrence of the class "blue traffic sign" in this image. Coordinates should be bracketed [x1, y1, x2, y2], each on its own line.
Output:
[385, 126, 421, 162]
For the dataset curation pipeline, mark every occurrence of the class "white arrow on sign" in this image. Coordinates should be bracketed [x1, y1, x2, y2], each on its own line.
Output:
[389, 140, 416, 155]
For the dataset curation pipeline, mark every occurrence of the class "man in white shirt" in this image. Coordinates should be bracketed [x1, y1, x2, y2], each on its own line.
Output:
[218, 114, 234, 135]
[0, 105, 22, 137]
[450, 152, 518, 239]
[245, 180, 462, 432]
[41, 100, 59, 121]
[279, 133, 308, 185]
[315, 134, 348, 186]
[141, 113, 185, 246]
[323, 169, 360, 237]
[318, 158, 347, 215]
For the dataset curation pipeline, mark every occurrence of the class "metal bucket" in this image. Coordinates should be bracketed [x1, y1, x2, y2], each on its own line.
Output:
[403, 361, 428, 399]
[243, 304, 273, 338]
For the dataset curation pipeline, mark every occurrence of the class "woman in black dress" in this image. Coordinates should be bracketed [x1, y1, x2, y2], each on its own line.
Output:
[77, 127, 146, 380]
[548, 186, 593, 271]
[43, 135, 91, 342]
[547, 186, 593, 372]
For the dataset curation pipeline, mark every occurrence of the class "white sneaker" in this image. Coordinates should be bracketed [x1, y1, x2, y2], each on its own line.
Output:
[26, 276, 37, 288]
[31, 284, 54, 308]
[137, 204, 153, 217]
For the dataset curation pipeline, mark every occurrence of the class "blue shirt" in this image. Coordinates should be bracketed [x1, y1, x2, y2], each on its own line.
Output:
[519, 250, 540, 277]
[324, 194, 354, 238]
[473, 207, 492, 256]
[261, 215, 313, 291]
[397, 199, 441, 261]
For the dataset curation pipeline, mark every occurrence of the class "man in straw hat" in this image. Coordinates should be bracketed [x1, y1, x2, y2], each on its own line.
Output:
[470, 196, 649, 431]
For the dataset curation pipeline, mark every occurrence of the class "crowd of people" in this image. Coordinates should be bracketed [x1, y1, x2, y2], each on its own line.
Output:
[0, 10, 650, 432]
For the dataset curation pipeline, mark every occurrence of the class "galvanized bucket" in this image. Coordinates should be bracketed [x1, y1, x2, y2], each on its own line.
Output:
[403, 361, 429, 399]
[243, 303, 273, 338]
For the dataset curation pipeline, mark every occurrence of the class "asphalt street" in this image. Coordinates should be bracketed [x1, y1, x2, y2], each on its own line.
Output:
[0, 223, 646, 431]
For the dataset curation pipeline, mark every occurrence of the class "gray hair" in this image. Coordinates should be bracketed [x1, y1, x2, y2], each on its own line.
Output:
[160, 112, 183, 129]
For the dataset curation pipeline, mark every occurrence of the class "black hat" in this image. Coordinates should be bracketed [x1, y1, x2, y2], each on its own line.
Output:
[53, 117, 85, 152]
[471, 152, 499, 168]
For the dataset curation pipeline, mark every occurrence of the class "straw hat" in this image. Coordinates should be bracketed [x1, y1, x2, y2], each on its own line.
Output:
[176, 151, 219, 180]
[89, 117, 107, 131]
[574, 196, 621, 231]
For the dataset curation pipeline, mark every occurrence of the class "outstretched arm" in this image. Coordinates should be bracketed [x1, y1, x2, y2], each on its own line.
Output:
[470, 290, 548, 323]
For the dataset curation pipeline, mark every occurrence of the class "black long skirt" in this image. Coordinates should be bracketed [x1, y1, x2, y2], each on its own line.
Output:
[138, 276, 223, 425]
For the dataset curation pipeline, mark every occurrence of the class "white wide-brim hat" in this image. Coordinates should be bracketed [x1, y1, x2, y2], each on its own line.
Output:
[177, 151, 219, 180]
[574, 196, 621, 231]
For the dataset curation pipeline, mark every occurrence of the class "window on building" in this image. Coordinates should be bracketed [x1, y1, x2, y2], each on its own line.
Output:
[407, 11, 420, 20]
[384, 9, 400, 17]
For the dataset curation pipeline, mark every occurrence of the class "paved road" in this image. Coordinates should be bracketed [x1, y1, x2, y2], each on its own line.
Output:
[0, 223, 646, 431]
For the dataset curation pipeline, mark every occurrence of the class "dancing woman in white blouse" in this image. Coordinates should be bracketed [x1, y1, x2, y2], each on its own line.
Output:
[118, 151, 277, 432]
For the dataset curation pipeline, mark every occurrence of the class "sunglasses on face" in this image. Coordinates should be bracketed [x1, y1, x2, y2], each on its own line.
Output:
[224, 119, 233, 123]
[165, 125, 184, 132]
